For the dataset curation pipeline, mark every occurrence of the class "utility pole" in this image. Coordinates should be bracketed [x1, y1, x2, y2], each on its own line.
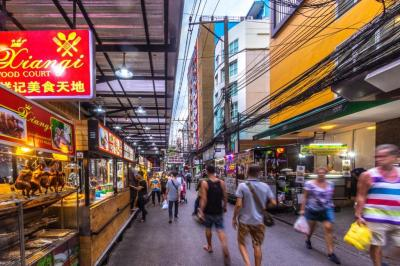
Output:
[223, 16, 231, 155]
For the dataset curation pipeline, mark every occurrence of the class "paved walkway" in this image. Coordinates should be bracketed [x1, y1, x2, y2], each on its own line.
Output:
[107, 187, 388, 266]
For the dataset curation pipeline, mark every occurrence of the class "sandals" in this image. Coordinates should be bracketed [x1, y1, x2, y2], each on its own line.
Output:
[203, 245, 213, 253]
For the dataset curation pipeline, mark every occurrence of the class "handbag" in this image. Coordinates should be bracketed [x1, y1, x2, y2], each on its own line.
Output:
[246, 182, 274, 227]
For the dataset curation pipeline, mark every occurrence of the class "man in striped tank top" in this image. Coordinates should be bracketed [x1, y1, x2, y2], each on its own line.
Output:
[356, 144, 400, 266]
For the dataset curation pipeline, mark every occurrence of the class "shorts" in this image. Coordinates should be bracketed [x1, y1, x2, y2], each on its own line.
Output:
[204, 214, 224, 229]
[305, 208, 335, 223]
[238, 223, 265, 246]
[366, 221, 400, 247]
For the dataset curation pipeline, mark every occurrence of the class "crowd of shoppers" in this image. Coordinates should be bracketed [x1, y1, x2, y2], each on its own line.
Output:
[126, 143, 399, 266]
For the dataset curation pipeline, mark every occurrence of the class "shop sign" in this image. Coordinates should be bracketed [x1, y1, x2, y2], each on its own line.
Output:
[167, 155, 184, 164]
[0, 29, 95, 99]
[0, 85, 74, 155]
[300, 143, 347, 155]
[124, 142, 134, 162]
[98, 124, 122, 157]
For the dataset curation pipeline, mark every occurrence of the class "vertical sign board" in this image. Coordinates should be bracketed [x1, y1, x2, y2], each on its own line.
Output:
[0, 29, 95, 99]
[0, 85, 74, 155]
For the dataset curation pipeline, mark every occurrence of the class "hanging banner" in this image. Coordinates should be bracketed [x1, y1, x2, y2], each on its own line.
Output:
[0, 29, 95, 99]
[0, 85, 74, 155]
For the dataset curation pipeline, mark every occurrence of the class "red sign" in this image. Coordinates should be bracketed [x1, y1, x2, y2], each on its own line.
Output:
[0, 85, 75, 155]
[98, 124, 122, 157]
[0, 29, 95, 99]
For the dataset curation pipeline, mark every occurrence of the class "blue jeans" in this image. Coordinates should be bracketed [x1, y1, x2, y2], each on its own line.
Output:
[168, 201, 178, 220]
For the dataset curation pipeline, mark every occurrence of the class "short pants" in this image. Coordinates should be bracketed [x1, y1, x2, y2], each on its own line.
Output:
[204, 214, 224, 229]
[366, 221, 400, 247]
[238, 223, 265, 246]
[305, 208, 335, 223]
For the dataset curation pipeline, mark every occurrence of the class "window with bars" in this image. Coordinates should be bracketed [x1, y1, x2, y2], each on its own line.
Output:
[229, 61, 238, 77]
[336, 16, 400, 73]
[336, 0, 358, 18]
[229, 39, 239, 55]
[272, 0, 302, 36]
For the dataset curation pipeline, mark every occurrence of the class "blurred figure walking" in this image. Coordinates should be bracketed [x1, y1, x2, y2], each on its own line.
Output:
[356, 144, 400, 266]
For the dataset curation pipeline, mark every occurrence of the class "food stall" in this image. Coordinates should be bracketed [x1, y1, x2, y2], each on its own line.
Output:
[0, 85, 79, 266]
[75, 119, 131, 266]
[301, 143, 352, 203]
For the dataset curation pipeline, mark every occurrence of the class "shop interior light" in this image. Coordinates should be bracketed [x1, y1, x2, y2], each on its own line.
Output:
[115, 52, 134, 79]
[367, 126, 376, 130]
[18, 147, 32, 153]
[298, 153, 306, 158]
[320, 125, 336, 130]
[133, 142, 137, 146]
[144, 126, 150, 131]
[114, 125, 121, 130]
[149, 135, 153, 140]
[152, 142, 156, 146]
[348, 151, 356, 158]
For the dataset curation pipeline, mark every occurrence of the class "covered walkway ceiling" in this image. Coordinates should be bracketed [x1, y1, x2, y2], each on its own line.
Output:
[1, 0, 184, 153]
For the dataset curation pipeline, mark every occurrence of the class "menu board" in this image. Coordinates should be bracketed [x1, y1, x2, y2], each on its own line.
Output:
[124, 142, 134, 162]
[98, 124, 122, 157]
[0, 85, 74, 155]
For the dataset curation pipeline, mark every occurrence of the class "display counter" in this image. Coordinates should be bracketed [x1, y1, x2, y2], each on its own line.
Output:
[79, 189, 130, 266]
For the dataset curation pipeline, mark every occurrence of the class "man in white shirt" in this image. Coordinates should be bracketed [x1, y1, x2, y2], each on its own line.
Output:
[232, 165, 276, 266]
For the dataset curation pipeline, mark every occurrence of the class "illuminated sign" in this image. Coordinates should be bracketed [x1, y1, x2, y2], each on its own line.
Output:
[301, 143, 348, 155]
[98, 124, 122, 157]
[124, 143, 135, 162]
[0, 85, 74, 155]
[0, 30, 95, 99]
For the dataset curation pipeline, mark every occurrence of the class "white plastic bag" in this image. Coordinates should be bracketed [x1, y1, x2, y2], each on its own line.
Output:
[294, 215, 310, 235]
[162, 200, 168, 210]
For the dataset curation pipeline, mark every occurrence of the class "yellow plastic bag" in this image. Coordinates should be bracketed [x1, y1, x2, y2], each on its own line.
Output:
[343, 222, 372, 251]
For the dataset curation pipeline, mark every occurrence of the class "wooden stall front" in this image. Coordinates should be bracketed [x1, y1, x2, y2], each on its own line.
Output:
[75, 119, 132, 266]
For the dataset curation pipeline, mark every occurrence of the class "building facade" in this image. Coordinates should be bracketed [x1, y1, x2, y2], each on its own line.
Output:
[213, 19, 270, 152]
[257, 0, 400, 171]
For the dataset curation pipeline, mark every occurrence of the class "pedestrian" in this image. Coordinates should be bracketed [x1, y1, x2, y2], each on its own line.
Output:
[160, 172, 168, 202]
[166, 171, 181, 223]
[192, 173, 207, 216]
[355, 144, 400, 266]
[199, 165, 230, 265]
[128, 169, 138, 211]
[299, 167, 341, 264]
[185, 170, 192, 190]
[130, 171, 148, 222]
[232, 165, 276, 266]
[150, 174, 161, 206]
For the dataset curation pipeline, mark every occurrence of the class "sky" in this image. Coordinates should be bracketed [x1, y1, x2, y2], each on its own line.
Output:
[170, 0, 255, 146]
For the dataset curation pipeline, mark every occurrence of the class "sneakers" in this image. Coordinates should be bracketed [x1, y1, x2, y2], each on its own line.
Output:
[328, 253, 341, 265]
[305, 239, 312, 250]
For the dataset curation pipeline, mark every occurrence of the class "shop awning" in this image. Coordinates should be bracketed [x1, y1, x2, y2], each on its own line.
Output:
[253, 98, 390, 140]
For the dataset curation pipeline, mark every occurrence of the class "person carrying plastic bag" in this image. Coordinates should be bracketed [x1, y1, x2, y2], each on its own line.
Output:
[344, 222, 372, 251]
[294, 215, 310, 235]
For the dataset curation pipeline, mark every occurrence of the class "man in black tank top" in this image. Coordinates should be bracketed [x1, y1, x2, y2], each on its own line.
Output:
[199, 165, 230, 265]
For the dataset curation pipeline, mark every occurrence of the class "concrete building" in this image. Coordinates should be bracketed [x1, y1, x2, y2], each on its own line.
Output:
[213, 19, 270, 153]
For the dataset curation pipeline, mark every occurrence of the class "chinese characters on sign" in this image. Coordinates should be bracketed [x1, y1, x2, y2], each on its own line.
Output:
[0, 30, 94, 99]
[0, 85, 74, 155]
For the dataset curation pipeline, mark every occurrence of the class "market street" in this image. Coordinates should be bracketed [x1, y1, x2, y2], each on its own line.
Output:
[107, 188, 373, 266]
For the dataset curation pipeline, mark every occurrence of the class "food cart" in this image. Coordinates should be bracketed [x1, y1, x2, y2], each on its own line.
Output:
[0, 85, 79, 266]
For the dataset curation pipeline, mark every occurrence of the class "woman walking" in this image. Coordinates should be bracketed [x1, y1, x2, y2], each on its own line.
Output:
[299, 167, 341, 265]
